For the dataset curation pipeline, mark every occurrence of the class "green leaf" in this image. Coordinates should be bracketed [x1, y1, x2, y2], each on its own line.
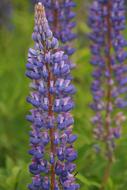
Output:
[6, 157, 15, 173]
[107, 178, 114, 190]
[77, 173, 100, 188]
[6, 166, 21, 190]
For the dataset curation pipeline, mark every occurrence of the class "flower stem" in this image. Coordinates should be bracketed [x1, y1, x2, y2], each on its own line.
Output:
[100, 158, 113, 190]
[48, 2, 58, 189]
[47, 67, 55, 190]
[105, 1, 112, 135]
[100, 2, 113, 190]
[52, 0, 59, 33]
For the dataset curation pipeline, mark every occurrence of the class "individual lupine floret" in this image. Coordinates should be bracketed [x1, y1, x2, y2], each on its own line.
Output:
[30, 0, 76, 56]
[89, 0, 127, 158]
[26, 3, 79, 190]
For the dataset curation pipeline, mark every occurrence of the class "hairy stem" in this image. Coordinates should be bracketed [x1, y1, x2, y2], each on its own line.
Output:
[54, 9, 58, 31]
[100, 2, 113, 190]
[105, 1, 112, 135]
[46, 64, 55, 190]
[47, 1, 59, 189]
[47, 66, 55, 190]
[52, 0, 59, 33]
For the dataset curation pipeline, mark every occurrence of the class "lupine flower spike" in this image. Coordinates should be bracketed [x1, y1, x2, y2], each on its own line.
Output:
[89, 0, 127, 159]
[31, 0, 77, 57]
[26, 2, 79, 190]
[89, 0, 127, 188]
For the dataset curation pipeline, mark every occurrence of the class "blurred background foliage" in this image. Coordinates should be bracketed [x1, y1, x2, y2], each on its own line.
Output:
[0, 0, 127, 190]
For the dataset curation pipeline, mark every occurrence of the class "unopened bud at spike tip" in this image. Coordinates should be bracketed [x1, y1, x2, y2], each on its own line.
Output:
[31, 0, 77, 56]
[38, 2, 42, 6]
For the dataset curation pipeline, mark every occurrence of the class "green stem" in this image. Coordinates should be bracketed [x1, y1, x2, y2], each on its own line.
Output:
[100, 158, 113, 190]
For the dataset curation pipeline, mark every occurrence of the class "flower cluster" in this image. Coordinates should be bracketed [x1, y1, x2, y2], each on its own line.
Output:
[26, 3, 79, 190]
[30, 0, 76, 56]
[89, 0, 127, 157]
[0, 0, 12, 28]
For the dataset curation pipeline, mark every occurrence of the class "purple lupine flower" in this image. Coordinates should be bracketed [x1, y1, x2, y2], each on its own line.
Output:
[26, 3, 79, 190]
[0, 0, 12, 28]
[89, 0, 127, 158]
[30, 0, 76, 56]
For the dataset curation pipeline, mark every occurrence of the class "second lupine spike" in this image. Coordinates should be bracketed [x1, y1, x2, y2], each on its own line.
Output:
[42, 0, 77, 56]
[0, 0, 12, 28]
[89, 0, 127, 158]
[26, 2, 79, 190]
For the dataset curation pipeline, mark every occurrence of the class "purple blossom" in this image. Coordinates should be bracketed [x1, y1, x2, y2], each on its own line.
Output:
[89, 0, 127, 158]
[30, 0, 76, 56]
[0, 0, 12, 28]
[26, 3, 79, 190]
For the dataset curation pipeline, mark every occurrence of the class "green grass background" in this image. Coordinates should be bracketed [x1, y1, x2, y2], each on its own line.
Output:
[0, 1, 127, 189]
